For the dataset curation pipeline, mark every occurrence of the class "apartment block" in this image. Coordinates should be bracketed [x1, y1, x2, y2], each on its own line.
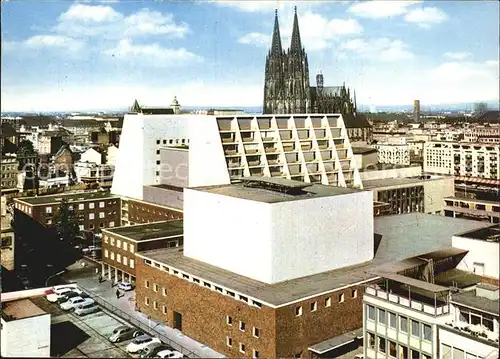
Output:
[424, 142, 499, 179]
[363, 250, 499, 359]
[1, 156, 19, 193]
[101, 220, 183, 283]
[464, 126, 500, 143]
[14, 191, 121, 232]
[374, 144, 411, 166]
[444, 197, 500, 224]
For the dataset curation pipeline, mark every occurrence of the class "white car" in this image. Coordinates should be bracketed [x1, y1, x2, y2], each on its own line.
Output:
[46, 287, 81, 303]
[156, 350, 184, 358]
[118, 282, 134, 291]
[126, 335, 161, 353]
[60, 297, 94, 311]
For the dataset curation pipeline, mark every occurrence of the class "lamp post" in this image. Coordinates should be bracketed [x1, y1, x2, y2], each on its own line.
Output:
[45, 270, 65, 287]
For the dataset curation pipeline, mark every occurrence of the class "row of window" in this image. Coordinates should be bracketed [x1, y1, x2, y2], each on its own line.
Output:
[156, 138, 189, 146]
[145, 280, 167, 296]
[144, 296, 167, 314]
[104, 236, 134, 254]
[367, 305, 432, 341]
[366, 332, 431, 359]
[226, 337, 259, 358]
[441, 343, 484, 359]
[295, 289, 357, 316]
[105, 250, 135, 269]
[225, 316, 260, 338]
[45, 200, 114, 214]
[143, 259, 263, 309]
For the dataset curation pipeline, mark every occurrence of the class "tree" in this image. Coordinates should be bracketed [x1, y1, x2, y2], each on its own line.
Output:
[17, 139, 35, 155]
[53, 199, 80, 243]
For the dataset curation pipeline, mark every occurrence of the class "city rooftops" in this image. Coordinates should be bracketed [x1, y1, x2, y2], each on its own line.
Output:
[451, 290, 500, 316]
[15, 191, 119, 206]
[1, 298, 46, 322]
[454, 224, 500, 243]
[362, 175, 448, 190]
[190, 177, 361, 204]
[138, 214, 489, 307]
[103, 220, 183, 241]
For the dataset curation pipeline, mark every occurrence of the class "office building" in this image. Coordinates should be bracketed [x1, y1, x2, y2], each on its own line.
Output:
[424, 141, 499, 180]
[374, 144, 411, 166]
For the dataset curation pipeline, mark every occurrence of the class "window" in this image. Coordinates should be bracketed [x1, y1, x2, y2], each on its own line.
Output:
[122, 256, 127, 265]
[109, 221, 115, 227]
[399, 345, 408, 359]
[239, 343, 245, 354]
[104, 249, 109, 258]
[153, 283, 158, 292]
[296, 306, 303, 316]
[122, 242, 127, 251]
[99, 222, 104, 228]
[145, 297, 150, 306]
[400, 316, 408, 333]
[389, 312, 397, 328]
[130, 245, 134, 254]
[117, 254, 121, 262]
[411, 350, 420, 359]
[162, 305, 167, 314]
[411, 320, 420, 338]
[46, 206, 52, 214]
[111, 238, 115, 246]
[239, 321, 245, 331]
[162, 287, 166, 296]
[153, 301, 158, 310]
[389, 341, 397, 358]
[253, 350, 259, 358]
[226, 316, 232, 325]
[156, 160, 160, 165]
[483, 316, 494, 331]
[378, 309, 386, 324]
[145, 280, 150, 288]
[130, 259, 134, 269]
[89, 203, 95, 209]
[367, 305, 375, 321]
[253, 327, 259, 338]
[423, 324, 431, 341]
[110, 252, 115, 260]
[442, 344, 452, 359]
[352, 289, 358, 298]
[89, 213, 95, 220]
[46, 219, 52, 225]
[98, 212, 104, 218]
[156, 150, 160, 155]
[367, 332, 375, 349]
[295, 353, 302, 358]
[99, 201, 104, 208]
[338, 293, 345, 303]
[117, 239, 121, 248]
[226, 337, 232, 347]
[310, 301, 317, 312]
[78, 203, 84, 210]
[325, 297, 331, 307]
[378, 337, 386, 354]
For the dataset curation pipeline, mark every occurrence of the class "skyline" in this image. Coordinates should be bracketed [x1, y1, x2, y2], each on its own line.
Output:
[1, 0, 499, 112]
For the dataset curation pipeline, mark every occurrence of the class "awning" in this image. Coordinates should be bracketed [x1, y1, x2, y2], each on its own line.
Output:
[454, 176, 500, 186]
[369, 271, 450, 293]
[308, 328, 363, 355]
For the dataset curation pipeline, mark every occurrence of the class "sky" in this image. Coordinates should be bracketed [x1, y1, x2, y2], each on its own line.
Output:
[1, 0, 499, 112]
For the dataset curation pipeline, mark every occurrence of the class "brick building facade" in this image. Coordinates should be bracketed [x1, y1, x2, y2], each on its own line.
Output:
[122, 198, 182, 226]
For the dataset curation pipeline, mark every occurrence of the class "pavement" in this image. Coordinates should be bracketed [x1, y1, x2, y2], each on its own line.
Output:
[61, 258, 224, 359]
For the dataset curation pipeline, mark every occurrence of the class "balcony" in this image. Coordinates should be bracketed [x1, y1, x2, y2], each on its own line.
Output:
[247, 160, 261, 167]
[366, 285, 450, 317]
[264, 147, 278, 154]
[443, 322, 499, 345]
[227, 161, 242, 168]
[221, 137, 235, 143]
[224, 149, 238, 156]
[245, 149, 259, 155]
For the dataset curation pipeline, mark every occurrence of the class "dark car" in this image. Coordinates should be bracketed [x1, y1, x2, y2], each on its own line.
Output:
[109, 325, 144, 343]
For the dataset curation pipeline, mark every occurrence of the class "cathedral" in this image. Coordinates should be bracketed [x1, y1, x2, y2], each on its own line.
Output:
[263, 8, 358, 116]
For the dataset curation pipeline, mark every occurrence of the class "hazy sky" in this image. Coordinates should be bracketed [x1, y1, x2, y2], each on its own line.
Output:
[1, 0, 499, 112]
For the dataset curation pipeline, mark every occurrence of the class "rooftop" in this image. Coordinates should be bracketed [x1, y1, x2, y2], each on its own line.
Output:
[309, 328, 363, 354]
[454, 224, 500, 243]
[1, 298, 46, 322]
[149, 184, 184, 192]
[15, 191, 118, 205]
[358, 163, 419, 172]
[352, 147, 377, 155]
[451, 290, 500, 316]
[363, 175, 449, 189]
[139, 214, 488, 306]
[192, 177, 362, 204]
[103, 220, 183, 241]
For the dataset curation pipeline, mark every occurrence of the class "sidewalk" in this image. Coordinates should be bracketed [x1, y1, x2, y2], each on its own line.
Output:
[62, 261, 223, 358]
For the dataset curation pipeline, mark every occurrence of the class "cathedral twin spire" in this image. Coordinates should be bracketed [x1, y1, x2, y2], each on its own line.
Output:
[270, 7, 303, 56]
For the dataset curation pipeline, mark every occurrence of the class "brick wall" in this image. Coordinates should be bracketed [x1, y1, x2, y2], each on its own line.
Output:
[135, 259, 277, 358]
[128, 200, 182, 224]
[102, 233, 137, 277]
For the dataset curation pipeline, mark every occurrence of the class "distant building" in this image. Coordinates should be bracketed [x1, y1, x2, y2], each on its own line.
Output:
[474, 102, 488, 113]
[414, 99, 421, 121]
[1, 210, 15, 271]
[1, 156, 19, 194]
[1, 297, 50, 357]
[444, 197, 500, 224]
[79, 147, 102, 165]
[105, 144, 119, 167]
[351, 147, 378, 171]
[464, 125, 500, 144]
[374, 143, 411, 166]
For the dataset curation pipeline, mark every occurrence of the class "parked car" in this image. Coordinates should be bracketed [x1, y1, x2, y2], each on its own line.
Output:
[60, 297, 94, 311]
[138, 342, 166, 358]
[46, 287, 81, 303]
[57, 291, 82, 303]
[74, 302, 100, 316]
[126, 335, 161, 353]
[155, 349, 184, 358]
[109, 326, 144, 343]
[118, 282, 135, 291]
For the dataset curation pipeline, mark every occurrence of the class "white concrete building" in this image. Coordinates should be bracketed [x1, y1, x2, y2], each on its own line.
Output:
[106, 144, 119, 166]
[424, 141, 499, 179]
[1, 298, 51, 357]
[111, 114, 192, 200]
[74, 162, 114, 184]
[452, 225, 499, 281]
[80, 148, 102, 165]
[374, 143, 411, 166]
[184, 177, 373, 284]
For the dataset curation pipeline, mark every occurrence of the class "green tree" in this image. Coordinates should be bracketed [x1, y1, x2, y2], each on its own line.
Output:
[53, 199, 80, 242]
[17, 139, 35, 155]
